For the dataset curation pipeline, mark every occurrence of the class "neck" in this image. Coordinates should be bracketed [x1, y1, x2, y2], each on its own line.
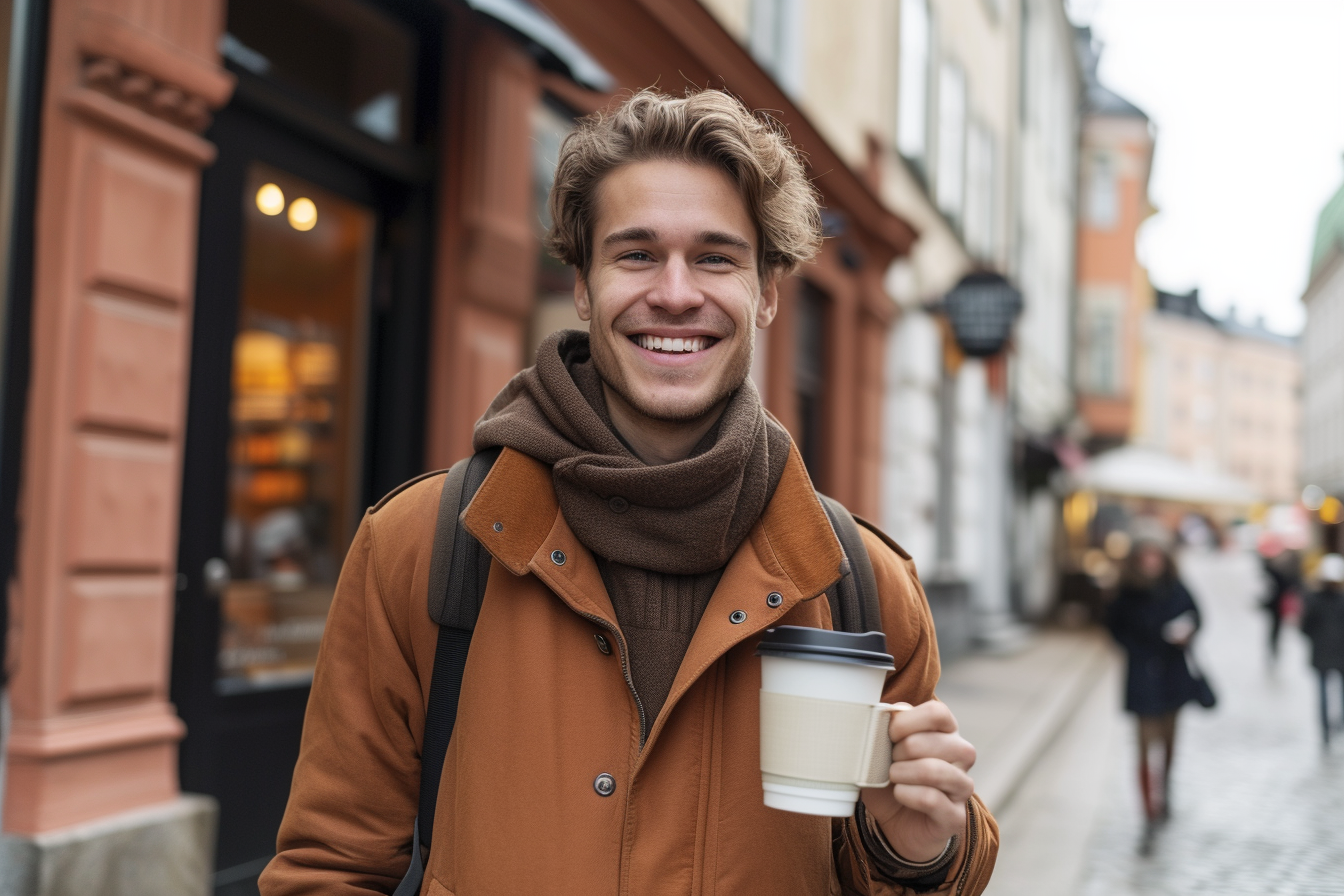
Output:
[601, 383, 729, 466]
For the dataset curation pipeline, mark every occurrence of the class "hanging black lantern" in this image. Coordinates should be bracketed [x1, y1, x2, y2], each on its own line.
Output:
[941, 272, 1024, 357]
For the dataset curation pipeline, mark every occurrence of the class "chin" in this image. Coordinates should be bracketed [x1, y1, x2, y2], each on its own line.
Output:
[624, 384, 730, 424]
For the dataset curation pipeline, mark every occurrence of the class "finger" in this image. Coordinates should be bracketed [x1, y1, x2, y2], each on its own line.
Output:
[892, 731, 977, 771]
[888, 701, 959, 742]
[889, 783, 968, 834]
[887, 758, 976, 804]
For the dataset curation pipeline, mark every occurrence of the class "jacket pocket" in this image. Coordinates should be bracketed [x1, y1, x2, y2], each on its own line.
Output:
[426, 878, 453, 896]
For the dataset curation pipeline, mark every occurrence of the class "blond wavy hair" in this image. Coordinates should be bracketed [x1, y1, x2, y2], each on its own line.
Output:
[545, 88, 822, 280]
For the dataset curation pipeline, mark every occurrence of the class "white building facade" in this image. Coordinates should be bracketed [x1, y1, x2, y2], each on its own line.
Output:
[703, 0, 1083, 655]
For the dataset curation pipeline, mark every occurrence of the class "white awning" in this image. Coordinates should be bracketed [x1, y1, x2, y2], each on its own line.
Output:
[1068, 446, 1260, 506]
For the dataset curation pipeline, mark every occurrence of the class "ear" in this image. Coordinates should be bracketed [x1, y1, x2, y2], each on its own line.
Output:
[574, 271, 593, 322]
[755, 273, 780, 328]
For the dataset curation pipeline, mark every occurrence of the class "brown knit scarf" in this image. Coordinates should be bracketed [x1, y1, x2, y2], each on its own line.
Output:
[474, 330, 790, 728]
[474, 330, 789, 575]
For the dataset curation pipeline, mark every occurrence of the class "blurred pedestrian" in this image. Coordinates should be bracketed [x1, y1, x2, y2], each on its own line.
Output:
[1257, 533, 1296, 661]
[1301, 553, 1344, 746]
[1104, 538, 1211, 847]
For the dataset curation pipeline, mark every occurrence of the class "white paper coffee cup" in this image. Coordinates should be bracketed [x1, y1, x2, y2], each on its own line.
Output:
[756, 626, 901, 817]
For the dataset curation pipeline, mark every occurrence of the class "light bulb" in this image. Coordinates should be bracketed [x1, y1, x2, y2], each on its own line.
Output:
[256, 183, 285, 216]
[288, 197, 317, 231]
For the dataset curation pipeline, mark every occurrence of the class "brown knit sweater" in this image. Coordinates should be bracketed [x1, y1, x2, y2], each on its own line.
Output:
[474, 330, 790, 730]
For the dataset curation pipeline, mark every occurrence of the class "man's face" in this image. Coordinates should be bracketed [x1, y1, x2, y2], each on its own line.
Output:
[575, 159, 779, 424]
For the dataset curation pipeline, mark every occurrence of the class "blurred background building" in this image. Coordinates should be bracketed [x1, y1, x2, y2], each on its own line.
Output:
[1072, 25, 1153, 453]
[1300, 166, 1344, 553]
[1133, 287, 1300, 504]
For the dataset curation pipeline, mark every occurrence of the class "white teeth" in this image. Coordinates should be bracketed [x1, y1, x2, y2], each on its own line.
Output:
[634, 335, 711, 353]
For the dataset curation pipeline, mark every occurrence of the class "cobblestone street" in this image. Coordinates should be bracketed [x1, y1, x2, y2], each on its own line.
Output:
[1078, 549, 1344, 896]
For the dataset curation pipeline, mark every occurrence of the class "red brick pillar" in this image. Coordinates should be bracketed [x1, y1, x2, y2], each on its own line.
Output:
[4, 0, 231, 851]
[425, 18, 540, 469]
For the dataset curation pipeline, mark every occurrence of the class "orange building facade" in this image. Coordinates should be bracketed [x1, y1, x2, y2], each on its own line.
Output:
[0, 0, 914, 890]
[1073, 27, 1153, 450]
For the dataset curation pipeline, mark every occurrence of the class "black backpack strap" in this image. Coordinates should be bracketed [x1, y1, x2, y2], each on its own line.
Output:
[818, 493, 882, 635]
[395, 448, 499, 896]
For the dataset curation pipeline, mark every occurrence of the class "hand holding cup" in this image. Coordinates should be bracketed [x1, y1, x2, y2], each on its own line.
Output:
[859, 701, 977, 864]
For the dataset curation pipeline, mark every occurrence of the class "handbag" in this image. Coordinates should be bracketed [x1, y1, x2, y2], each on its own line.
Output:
[1183, 647, 1218, 709]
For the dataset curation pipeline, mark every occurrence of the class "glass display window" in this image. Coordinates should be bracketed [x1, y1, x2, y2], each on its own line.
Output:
[217, 162, 375, 693]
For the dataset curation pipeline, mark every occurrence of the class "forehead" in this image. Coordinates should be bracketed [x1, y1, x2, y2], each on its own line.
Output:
[591, 160, 756, 245]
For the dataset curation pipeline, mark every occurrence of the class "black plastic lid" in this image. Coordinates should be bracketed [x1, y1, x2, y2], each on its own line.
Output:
[755, 626, 895, 670]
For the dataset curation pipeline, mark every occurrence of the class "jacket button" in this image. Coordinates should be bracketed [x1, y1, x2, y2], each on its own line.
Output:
[766, 592, 783, 608]
[608, 496, 629, 513]
[551, 550, 566, 566]
[730, 610, 747, 624]
[594, 773, 616, 797]
[595, 633, 612, 655]
[493, 521, 503, 532]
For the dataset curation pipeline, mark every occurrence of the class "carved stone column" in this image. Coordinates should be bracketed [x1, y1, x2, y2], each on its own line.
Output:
[2, 1, 231, 891]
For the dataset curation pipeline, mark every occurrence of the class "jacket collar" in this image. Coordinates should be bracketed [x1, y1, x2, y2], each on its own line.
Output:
[462, 446, 844, 604]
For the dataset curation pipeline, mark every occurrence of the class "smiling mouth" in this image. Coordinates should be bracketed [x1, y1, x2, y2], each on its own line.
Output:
[631, 334, 718, 354]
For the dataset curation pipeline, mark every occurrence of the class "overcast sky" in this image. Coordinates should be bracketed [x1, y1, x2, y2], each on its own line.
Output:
[1068, 0, 1344, 335]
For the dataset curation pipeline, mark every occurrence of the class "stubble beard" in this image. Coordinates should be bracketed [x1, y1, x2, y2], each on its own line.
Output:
[589, 316, 754, 426]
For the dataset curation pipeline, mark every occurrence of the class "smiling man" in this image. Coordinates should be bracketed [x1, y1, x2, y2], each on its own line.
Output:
[262, 89, 997, 896]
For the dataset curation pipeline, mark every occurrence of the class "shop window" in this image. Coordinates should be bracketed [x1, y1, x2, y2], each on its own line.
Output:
[527, 97, 582, 362]
[218, 163, 375, 694]
[223, 0, 416, 144]
[796, 281, 828, 480]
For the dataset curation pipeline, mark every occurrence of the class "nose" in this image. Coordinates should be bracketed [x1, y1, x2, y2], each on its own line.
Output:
[645, 254, 704, 315]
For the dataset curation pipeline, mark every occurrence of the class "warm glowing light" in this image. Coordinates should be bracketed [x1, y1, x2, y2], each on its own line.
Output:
[1321, 496, 1344, 525]
[288, 197, 317, 231]
[1302, 484, 1326, 512]
[256, 183, 285, 216]
[1063, 490, 1097, 539]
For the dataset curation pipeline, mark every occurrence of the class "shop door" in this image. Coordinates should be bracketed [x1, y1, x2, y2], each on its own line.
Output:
[173, 105, 378, 892]
[173, 2, 438, 889]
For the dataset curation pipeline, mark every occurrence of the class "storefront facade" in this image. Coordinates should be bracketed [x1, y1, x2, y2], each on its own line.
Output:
[1, 0, 913, 891]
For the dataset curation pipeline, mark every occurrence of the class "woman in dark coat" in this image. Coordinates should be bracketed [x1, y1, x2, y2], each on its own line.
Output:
[1105, 540, 1205, 830]
[1301, 553, 1344, 746]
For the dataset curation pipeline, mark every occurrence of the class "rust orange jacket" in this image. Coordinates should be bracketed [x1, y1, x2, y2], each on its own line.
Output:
[260, 446, 998, 895]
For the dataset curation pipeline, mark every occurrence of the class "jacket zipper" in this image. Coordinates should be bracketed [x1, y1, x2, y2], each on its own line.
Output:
[575, 609, 649, 746]
[954, 798, 978, 895]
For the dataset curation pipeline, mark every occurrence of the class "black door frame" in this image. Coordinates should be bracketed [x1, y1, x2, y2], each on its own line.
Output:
[171, 1, 441, 886]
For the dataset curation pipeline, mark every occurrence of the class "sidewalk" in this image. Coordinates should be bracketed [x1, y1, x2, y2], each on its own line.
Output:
[936, 625, 1123, 896]
[939, 626, 1116, 814]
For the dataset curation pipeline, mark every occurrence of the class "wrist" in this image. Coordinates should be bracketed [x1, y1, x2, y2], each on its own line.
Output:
[876, 818, 952, 865]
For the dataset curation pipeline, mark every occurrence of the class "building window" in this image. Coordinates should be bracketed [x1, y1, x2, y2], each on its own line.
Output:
[935, 60, 967, 222]
[1085, 307, 1117, 395]
[750, 0, 805, 98]
[964, 120, 996, 260]
[897, 0, 931, 166]
[1085, 151, 1119, 229]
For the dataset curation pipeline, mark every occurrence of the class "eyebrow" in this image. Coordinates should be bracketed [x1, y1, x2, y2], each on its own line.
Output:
[600, 227, 753, 255]
[696, 230, 754, 253]
[602, 227, 657, 249]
